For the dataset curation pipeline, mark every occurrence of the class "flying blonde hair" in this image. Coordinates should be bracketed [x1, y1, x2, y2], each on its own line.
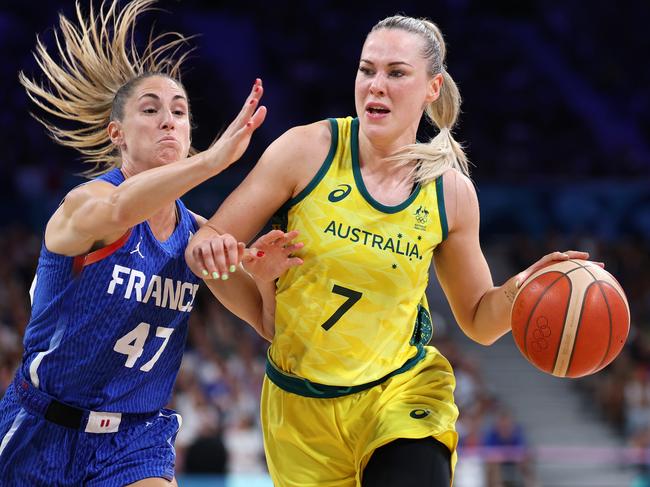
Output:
[370, 16, 469, 184]
[19, 0, 194, 176]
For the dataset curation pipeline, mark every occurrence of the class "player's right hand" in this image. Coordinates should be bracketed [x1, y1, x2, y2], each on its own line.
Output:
[242, 229, 304, 283]
[207, 78, 267, 172]
[185, 226, 243, 280]
[185, 225, 302, 282]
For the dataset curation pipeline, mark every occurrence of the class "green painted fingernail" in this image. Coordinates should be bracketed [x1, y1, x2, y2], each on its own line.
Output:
[221, 273, 229, 281]
[229, 265, 236, 273]
[202, 270, 209, 277]
[212, 272, 219, 279]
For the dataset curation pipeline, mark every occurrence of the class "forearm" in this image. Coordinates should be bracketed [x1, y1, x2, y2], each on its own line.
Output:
[202, 268, 273, 342]
[463, 276, 518, 345]
[112, 150, 224, 227]
[255, 278, 277, 340]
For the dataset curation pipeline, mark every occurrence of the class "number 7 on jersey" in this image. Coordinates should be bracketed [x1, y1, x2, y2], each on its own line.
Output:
[322, 285, 363, 330]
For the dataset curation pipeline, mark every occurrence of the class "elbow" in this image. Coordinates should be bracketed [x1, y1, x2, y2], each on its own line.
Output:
[464, 329, 497, 346]
[258, 317, 275, 343]
[261, 329, 273, 343]
[474, 335, 499, 347]
[460, 321, 504, 347]
[251, 319, 273, 343]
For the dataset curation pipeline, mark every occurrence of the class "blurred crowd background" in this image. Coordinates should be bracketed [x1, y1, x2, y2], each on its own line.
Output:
[0, 1, 648, 486]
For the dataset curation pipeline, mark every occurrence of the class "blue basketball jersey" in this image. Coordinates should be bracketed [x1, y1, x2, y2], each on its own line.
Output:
[21, 168, 201, 413]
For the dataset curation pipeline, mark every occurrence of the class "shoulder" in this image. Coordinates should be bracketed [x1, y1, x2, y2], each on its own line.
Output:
[44, 179, 123, 256]
[439, 168, 478, 233]
[61, 179, 118, 213]
[258, 120, 335, 197]
[265, 120, 332, 160]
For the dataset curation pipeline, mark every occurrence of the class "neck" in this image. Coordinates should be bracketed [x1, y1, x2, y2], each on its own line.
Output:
[120, 159, 136, 179]
[357, 124, 418, 176]
[148, 203, 178, 241]
[120, 157, 160, 179]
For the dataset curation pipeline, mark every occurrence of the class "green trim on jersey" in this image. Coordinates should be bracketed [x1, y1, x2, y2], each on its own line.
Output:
[436, 175, 448, 240]
[350, 118, 422, 214]
[285, 118, 340, 208]
[265, 344, 426, 398]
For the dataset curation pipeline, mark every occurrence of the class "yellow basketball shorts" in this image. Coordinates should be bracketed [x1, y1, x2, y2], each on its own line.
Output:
[260, 346, 458, 487]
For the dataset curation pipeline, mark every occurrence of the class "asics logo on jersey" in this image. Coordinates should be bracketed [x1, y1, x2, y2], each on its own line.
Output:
[410, 408, 431, 419]
[328, 184, 352, 202]
[129, 238, 145, 259]
[107, 265, 199, 312]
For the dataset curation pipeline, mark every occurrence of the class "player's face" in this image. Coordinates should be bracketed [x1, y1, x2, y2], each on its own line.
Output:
[355, 29, 441, 144]
[113, 76, 191, 169]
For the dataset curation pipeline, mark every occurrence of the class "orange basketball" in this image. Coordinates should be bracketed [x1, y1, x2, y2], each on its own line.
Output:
[510, 260, 630, 378]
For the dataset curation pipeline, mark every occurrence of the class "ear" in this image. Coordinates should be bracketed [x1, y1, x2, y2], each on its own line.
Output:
[425, 73, 444, 104]
[107, 120, 123, 146]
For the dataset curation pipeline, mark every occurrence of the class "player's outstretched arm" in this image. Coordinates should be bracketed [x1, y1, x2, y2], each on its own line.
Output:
[45, 80, 267, 257]
[434, 170, 600, 345]
[186, 227, 303, 341]
[433, 169, 503, 345]
[184, 120, 330, 339]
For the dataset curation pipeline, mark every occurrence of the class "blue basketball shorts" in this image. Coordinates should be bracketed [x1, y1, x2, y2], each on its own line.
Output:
[0, 378, 182, 486]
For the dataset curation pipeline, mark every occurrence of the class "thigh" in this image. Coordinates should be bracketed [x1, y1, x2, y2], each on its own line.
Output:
[362, 437, 451, 487]
[87, 409, 182, 487]
[261, 377, 356, 487]
[0, 386, 84, 486]
[353, 347, 458, 480]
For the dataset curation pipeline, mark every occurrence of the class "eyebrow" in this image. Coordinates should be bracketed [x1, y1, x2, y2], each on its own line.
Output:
[137, 93, 187, 102]
[360, 59, 414, 68]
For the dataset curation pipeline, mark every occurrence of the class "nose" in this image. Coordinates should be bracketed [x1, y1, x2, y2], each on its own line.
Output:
[160, 109, 175, 130]
[369, 73, 386, 97]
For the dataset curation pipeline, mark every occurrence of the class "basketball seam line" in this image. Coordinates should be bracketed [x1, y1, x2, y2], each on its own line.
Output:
[554, 265, 596, 376]
[520, 261, 583, 374]
[564, 281, 596, 377]
[551, 278, 573, 376]
[520, 273, 570, 361]
[569, 262, 615, 375]
[594, 281, 614, 373]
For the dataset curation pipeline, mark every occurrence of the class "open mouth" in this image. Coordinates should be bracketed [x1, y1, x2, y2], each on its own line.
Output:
[366, 106, 390, 115]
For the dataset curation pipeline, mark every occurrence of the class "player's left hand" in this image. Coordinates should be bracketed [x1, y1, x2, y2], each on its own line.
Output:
[514, 250, 604, 289]
[242, 229, 303, 283]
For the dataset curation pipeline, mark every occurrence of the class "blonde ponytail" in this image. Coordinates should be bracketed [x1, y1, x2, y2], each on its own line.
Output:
[19, 0, 193, 176]
[371, 16, 469, 184]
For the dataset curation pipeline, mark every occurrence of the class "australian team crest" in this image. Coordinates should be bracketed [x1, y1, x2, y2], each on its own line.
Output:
[414, 205, 429, 230]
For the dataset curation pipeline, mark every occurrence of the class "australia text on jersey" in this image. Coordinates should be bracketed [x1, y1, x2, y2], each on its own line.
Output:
[107, 265, 199, 312]
[323, 220, 423, 260]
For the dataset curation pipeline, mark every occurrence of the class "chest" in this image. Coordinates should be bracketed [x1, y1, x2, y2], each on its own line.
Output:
[358, 169, 415, 207]
[288, 184, 440, 275]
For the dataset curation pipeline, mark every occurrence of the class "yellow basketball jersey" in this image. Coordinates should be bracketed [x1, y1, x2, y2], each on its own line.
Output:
[271, 117, 447, 386]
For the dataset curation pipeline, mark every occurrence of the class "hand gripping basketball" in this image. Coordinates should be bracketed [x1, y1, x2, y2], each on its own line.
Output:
[510, 258, 630, 378]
